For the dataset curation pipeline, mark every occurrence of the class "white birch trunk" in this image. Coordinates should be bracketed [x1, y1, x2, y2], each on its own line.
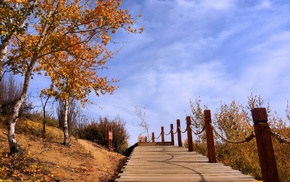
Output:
[7, 63, 32, 154]
[8, 121, 21, 154]
[6, 6, 50, 154]
[63, 98, 70, 146]
[0, 43, 8, 79]
[0, 43, 8, 111]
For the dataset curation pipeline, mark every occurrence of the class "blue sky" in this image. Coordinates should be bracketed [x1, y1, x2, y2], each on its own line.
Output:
[29, 0, 290, 145]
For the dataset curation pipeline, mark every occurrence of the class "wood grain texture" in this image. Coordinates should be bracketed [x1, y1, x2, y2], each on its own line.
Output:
[116, 144, 261, 182]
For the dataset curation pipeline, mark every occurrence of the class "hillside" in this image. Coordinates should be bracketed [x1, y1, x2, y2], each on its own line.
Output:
[0, 119, 126, 181]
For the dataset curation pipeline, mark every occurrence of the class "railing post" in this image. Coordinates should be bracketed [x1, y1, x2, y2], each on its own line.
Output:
[152, 132, 155, 142]
[161, 126, 165, 142]
[251, 108, 279, 182]
[204, 110, 216, 163]
[107, 126, 113, 151]
[177, 119, 182, 147]
[186, 116, 193, 152]
[170, 124, 174, 145]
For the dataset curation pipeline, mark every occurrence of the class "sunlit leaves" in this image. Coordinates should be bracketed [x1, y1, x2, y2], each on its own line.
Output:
[0, 0, 36, 40]
[4, 0, 142, 105]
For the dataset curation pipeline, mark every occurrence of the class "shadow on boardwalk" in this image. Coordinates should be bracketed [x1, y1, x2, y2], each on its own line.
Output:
[116, 143, 260, 182]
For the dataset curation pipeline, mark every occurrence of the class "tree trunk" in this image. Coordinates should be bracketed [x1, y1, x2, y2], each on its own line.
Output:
[63, 98, 70, 146]
[42, 107, 46, 139]
[8, 121, 21, 155]
[5, 10, 49, 154]
[0, 33, 11, 80]
[41, 96, 50, 139]
[7, 58, 35, 154]
[0, 42, 8, 81]
[7, 94, 27, 154]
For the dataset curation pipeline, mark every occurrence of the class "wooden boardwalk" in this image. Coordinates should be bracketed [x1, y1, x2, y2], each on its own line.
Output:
[116, 143, 260, 182]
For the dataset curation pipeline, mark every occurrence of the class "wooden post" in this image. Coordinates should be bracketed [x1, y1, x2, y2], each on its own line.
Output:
[107, 126, 113, 152]
[161, 126, 165, 142]
[204, 110, 216, 163]
[177, 119, 182, 147]
[251, 108, 279, 182]
[170, 124, 174, 145]
[152, 132, 155, 142]
[145, 136, 147, 142]
[186, 116, 193, 152]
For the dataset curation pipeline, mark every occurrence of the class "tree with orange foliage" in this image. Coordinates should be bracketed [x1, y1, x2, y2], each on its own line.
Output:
[1, 0, 143, 154]
[41, 50, 118, 146]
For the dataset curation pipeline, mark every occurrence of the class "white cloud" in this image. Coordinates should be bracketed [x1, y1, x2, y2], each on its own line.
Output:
[260, 0, 272, 8]
[202, 0, 233, 10]
[175, 0, 195, 7]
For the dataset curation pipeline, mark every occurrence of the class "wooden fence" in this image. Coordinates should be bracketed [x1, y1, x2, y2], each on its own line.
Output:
[140, 107, 290, 182]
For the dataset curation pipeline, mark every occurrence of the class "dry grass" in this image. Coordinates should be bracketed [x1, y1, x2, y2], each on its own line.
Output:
[0, 118, 127, 181]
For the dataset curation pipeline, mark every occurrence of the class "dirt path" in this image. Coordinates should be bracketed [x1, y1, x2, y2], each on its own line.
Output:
[77, 139, 126, 180]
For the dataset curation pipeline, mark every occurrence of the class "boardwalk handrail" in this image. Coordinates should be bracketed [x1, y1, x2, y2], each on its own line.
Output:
[251, 108, 279, 182]
[269, 130, 290, 144]
[139, 107, 290, 181]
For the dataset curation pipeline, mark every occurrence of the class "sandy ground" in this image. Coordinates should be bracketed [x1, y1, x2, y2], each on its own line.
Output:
[0, 120, 127, 181]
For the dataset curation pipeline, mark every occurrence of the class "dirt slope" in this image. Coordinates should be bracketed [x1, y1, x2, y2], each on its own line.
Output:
[0, 119, 127, 181]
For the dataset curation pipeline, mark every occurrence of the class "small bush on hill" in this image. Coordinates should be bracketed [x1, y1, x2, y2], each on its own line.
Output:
[16, 119, 63, 142]
[27, 112, 59, 128]
[78, 116, 129, 154]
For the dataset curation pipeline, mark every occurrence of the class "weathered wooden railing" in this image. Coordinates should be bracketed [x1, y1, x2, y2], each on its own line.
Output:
[139, 107, 290, 182]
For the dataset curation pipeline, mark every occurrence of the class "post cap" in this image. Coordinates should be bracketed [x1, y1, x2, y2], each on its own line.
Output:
[204, 110, 211, 118]
[251, 108, 268, 124]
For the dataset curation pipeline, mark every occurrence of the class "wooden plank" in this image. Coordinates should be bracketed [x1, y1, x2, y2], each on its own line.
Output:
[120, 169, 246, 173]
[116, 145, 260, 182]
[116, 178, 259, 182]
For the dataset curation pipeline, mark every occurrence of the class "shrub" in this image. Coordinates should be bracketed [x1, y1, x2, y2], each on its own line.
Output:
[78, 116, 129, 154]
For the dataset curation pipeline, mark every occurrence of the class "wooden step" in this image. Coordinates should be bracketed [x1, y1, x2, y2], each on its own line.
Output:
[116, 145, 260, 182]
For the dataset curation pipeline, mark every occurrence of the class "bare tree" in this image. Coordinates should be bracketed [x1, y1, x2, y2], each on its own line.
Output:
[0, 76, 22, 113]
[247, 93, 264, 110]
[0, 76, 31, 117]
[134, 106, 150, 140]
[40, 94, 53, 139]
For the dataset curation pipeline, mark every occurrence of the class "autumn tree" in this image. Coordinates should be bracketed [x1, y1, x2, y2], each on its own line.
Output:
[213, 100, 260, 178]
[2, 0, 142, 154]
[187, 97, 208, 154]
[265, 101, 290, 181]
